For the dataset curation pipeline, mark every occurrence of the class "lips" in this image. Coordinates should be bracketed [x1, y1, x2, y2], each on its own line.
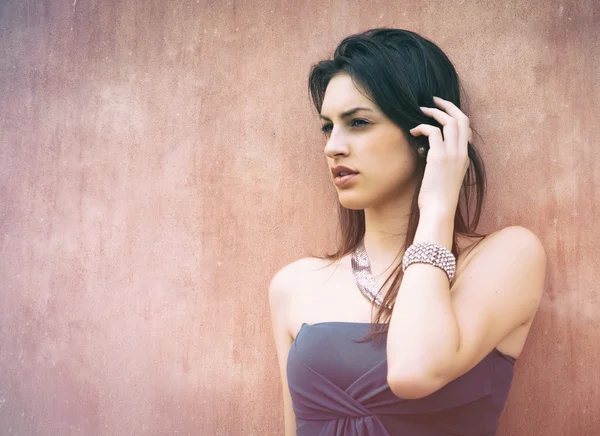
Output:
[332, 165, 359, 177]
[333, 172, 358, 188]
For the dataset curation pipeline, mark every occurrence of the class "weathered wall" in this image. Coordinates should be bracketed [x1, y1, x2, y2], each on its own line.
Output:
[1, 1, 598, 435]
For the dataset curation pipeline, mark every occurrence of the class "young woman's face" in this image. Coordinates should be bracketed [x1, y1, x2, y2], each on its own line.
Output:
[319, 73, 420, 210]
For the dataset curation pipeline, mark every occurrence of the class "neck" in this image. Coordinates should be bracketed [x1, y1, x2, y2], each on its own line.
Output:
[362, 193, 413, 278]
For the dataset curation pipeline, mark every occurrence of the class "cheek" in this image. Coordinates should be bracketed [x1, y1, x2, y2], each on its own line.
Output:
[354, 129, 418, 193]
[369, 139, 417, 183]
[377, 159, 417, 189]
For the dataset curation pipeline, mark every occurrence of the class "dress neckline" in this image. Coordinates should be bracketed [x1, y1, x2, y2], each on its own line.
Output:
[296, 321, 517, 363]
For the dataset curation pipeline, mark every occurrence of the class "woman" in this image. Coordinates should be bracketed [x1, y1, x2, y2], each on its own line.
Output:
[269, 28, 546, 436]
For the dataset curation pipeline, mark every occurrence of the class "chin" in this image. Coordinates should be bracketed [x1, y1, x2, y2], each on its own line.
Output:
[337, 192, 371, 210]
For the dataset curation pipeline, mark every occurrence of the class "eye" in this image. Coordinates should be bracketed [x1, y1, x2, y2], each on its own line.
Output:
[320, 119, 369, 134]
[320, 123, 333, 134]
[351, 118, 369, 127]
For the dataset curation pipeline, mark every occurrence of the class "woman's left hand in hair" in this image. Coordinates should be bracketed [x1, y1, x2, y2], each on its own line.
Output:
[409, 96, 472, 218]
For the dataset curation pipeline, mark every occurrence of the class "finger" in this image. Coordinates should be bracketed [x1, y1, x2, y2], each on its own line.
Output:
[433, 96, 470, 154]
[419, 106, 458, 154]
[409, 124, 444, 155]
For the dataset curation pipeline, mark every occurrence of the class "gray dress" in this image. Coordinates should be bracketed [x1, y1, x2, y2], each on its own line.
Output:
[287, 322, 516, 435]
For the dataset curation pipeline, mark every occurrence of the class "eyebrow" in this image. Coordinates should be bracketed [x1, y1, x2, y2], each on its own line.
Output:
[319, 107, 373, 120]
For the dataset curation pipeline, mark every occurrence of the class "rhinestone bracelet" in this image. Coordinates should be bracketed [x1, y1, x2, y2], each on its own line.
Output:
[401, 241, 456, 281]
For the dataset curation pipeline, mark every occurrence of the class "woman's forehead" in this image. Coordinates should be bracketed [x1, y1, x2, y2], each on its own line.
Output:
[321, 75, 377, 117]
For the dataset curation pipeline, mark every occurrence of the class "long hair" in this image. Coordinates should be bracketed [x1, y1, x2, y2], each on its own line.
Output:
[307, 28, 488, 340]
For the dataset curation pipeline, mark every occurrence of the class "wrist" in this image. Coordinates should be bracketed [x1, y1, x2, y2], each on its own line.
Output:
[419, 204, 456, 221]
[413, 213, 455, 251]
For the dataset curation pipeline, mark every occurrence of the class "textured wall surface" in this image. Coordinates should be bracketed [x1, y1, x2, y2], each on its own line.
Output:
[1, 1, 599, 435]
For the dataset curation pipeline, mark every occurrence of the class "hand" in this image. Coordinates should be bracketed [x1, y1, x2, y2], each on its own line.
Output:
[409, 96, 472, 217]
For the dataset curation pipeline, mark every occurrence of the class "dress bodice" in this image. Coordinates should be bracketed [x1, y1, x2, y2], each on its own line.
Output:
[286, 322, 515, 436]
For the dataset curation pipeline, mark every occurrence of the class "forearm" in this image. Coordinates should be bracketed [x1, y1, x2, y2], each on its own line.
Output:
[386, 212, 460, 390]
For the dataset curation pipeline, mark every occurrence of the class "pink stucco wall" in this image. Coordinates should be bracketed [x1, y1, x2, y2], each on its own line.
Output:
[1, 1, 598, 435]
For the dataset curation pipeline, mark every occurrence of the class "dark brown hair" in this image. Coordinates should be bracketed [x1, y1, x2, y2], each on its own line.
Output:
[307, 28, 489, 340]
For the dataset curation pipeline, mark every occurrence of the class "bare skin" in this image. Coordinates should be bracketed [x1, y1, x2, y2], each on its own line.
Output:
[285, 234, 533, 357]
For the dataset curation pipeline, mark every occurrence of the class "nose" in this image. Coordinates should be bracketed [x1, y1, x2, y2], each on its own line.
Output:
[323, 128, 350, 159]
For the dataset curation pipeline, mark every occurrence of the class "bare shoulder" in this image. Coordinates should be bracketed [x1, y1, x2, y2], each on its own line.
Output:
[268, 257, 335, 320]
[462, 225, 545, 265]
[499, 225, 547, 291]
[485, 225, 546, 265]
[269, 257, 331, 297]
[461, 225, 547, 320]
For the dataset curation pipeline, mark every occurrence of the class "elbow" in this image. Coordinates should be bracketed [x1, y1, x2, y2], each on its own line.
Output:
[386, 368, 442, 400]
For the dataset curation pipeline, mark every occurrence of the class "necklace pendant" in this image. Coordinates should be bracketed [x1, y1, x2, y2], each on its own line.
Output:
[351, 238, 393, 310]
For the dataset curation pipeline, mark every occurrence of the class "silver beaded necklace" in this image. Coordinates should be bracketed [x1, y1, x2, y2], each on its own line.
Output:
[351, 238, 394, 310]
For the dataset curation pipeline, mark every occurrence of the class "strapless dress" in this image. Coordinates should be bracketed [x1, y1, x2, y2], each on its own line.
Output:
[287, 322, 516, 435]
